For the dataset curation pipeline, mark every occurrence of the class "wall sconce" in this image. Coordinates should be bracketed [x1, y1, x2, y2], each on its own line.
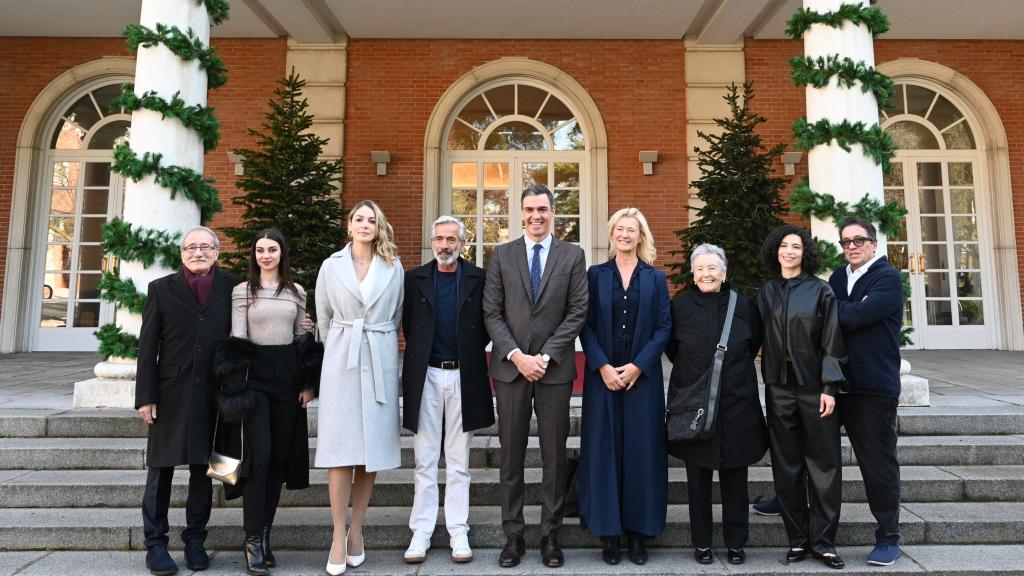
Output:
[371, 151, 391, 176]
[639, 151, 659, 176]
[781, 151, 803, 176]
[226, 151, 244, 176]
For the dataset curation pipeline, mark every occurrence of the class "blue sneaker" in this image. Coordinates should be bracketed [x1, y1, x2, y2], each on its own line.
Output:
[867, 543, 901, 566]
[752, 498, 781, 516]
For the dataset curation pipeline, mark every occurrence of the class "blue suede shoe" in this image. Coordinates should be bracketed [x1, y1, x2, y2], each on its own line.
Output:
[145, 546, 178, 576]
[184, 539, 209, 570]
[752, 498, 782, 516]
[867, 543, 901, 566]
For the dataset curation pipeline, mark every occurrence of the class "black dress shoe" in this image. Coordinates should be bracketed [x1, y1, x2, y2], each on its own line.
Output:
[695, 547, 713, 564]
[539, 532, 564, 568]
[145, 546, 178, 576]
[243, 532, 270, 575]
[184, 539, 209, 571]
[628, 537, 648, 565]
[814, 552, 846, 569]
[261, 526, 275, 567]
[600, 537, 621, 565]
[498, 535, 526, 568]
[727, 548, 746, 564]
[786, 548, 810, 563]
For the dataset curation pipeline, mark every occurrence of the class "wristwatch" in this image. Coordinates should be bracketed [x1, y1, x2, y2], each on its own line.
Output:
[540, 353, 551, 363]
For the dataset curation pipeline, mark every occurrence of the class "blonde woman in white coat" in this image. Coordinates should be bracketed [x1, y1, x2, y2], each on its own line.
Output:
[315, 200, 404, 575]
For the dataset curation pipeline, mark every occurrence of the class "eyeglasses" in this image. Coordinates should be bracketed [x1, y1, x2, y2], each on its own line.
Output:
[182, 244, 217, 254]
[839, 236, 875, 249]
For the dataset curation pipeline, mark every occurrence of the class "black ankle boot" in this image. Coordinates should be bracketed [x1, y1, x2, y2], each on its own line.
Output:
[261, 526, 275, 567]
[244, 532, 269, 575]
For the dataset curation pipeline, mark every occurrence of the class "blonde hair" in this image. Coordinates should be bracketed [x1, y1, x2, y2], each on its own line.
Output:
[607, 207, 656, 264]
[349, 199, 399, 265]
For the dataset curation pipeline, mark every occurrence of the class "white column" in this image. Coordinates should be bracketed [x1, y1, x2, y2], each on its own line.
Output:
[76, 0, 210, 408]
[803, 0, 886, 251]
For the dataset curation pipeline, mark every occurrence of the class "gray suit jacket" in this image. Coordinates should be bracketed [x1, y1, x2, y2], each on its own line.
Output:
[483, 236, 588, 383]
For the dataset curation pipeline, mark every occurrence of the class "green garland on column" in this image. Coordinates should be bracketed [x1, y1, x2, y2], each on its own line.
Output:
[124, 23, 227, 88]
[95, 324, 141, 360]
[102, 219, 181, 270]
[196, 0, 230, 25]
[790, 179, 906, 238]
[112, 84, 220, 151]
[786, 2, 889, 39]
[790, 55, 894, 103]
[792, 117, 896, 173]
[112, 143, 222, 221]
[98, 273, 148, 314]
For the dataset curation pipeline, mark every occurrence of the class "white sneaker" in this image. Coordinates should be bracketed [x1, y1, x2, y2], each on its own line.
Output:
[404, 532, 431, 564]
[450, 533, 473, 563]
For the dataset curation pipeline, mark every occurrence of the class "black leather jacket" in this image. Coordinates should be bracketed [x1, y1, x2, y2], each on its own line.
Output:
[757, 273, 846, 396]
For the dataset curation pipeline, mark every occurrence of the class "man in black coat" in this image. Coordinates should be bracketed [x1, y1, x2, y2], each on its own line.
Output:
[828, 216, 904, 567]
[135, 226, 238, 576]
[401, 215, 494, 565]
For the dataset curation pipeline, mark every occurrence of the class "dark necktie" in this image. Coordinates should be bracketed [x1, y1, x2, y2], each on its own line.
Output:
[530, 244, 543, 303]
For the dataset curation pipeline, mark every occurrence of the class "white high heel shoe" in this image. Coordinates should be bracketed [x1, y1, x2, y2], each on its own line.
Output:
[346, 531, 366, 568]
[325, 539, 346, 575]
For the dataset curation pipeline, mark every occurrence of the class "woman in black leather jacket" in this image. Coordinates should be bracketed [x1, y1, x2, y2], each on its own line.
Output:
[757, 225, 847, 570]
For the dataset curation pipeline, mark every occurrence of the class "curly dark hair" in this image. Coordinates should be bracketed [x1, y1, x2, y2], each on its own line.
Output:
[761, 224, 820, 277]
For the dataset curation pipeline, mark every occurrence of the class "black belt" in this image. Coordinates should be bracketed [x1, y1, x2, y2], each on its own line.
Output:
[428, 359, 459, 369]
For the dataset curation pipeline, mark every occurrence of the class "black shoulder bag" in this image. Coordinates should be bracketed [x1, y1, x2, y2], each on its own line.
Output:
[666, 290, 737, 443]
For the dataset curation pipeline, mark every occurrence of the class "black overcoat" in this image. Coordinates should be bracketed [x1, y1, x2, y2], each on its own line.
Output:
[135, 267, 238, 468]
[401, 258, 495, 434]
[666, 285, 767, 470]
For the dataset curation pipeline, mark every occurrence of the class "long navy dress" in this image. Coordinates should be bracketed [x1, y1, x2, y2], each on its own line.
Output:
[578, 258, 671, 538]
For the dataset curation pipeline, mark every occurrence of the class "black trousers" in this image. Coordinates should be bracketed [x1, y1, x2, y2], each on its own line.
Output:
[685, 462, 749, 549]
[242, 344, 300, 533]
[839, 393, 901, 545]
[142, 465, 212, 549]
[766, 379, 842, 555]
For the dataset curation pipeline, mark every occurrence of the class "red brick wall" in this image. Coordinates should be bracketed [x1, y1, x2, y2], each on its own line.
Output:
[0, 37, 286, 310]
[745, 38, 1024, 322]
[343, 40, 688, 270]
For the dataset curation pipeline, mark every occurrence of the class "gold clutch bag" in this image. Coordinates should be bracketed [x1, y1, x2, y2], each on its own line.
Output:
[206, 415, 243, 485]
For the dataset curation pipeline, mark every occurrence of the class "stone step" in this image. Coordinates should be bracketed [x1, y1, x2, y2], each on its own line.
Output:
[2, 503, 1022, 551]
[3, 434, 1024, 470]
[3, 545, 1024, 575]
[2, 466, 1021, 509]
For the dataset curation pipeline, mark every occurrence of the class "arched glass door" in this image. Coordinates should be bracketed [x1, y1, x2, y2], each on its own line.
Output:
[881, 82, 993, 348]
[35, 84, 129, 351]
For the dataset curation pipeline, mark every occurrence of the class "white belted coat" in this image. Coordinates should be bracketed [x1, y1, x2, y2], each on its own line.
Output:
[314, 245, 404, 472]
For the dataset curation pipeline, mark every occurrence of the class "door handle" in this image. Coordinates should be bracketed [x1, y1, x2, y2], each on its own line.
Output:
[908, 252, 918, 275]
[918, 253, 927, 274]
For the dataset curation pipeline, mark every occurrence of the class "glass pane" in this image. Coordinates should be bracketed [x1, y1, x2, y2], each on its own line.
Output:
[482, 217, 509, 243]
[959, 300, 984, 325]
[950, 189, 976, 214]
[78, 245, 103, 270]
[51, 119, 86, 150]
[948, 163, 973, 186]
[50, 189, 76, 214]
[517, 85, 548, 118]
[48, 217, 75, 242]
[926, 300, 953, 325]
[956, 272, 983, 298]
[954, 243, 980, 269]
[943, 121, 976, 149]
[555, 217, 580, 243]
[451, 190, 477, 215]
[888, 121, 939, 149]
[917, 163, 942, 187]
[82, 189, 109, 214]
[552, 120, 584, 150]
[460, 217, 478, 242]
[554, 162, 580, 188]
[73, 302, 101, 328]
[883, 187, 905, 207]
[81, 217, 106, 242]
[44, 272, 72, 299]
[88, 121, 130, 149]
[451, 163, 477, 188]
[52, 162, 80, 187]
[40, 301, 68, 328]
[952, 216, 978, 241]
[927, 95, 964, 131]
[484, 85, 515, 117]
[918, 189, 944, 214]
[881, 85, 903, 115]
[447, 121, 479, 150]
[922, 243, 948, 270]
[537, 94, 573, 132]
[553, 189, 580, 215]
[65, 94, 102, 132]
[919, 216, 946, 241]
[93, 84, 124, 115]
[924, 272, 951, 297]
[457, 95, 495, 131]
[482, 245, 496, 268]
[883, 163, 903, 186]
[45, 244, 73, 271]
[460, 244, 476, 264]
[887, 244, 909, 270]
[523, 162, 548, 188]
[76, 273, 101, 299]
[84, 163, 111, 187]
[483, 162, 510, 188]
[905, 85, 935, 117]
[484, 122, 546, 150]
[903, 299, 913, 328]
[483, 189, 508, 215]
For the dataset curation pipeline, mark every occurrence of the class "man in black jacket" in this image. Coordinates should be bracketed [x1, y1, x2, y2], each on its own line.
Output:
[828, 216, 904, 567]
[136, 226, 238, 576]
[401, 216, 495, 565]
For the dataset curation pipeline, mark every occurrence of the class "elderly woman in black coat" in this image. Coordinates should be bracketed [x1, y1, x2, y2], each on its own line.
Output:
[666, 244, 766, 566]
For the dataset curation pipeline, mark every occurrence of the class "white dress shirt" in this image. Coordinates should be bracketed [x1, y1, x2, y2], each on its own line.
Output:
[847, 252, 884, 294]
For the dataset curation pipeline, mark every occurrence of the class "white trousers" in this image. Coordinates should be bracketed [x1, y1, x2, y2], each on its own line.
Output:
[409, 366, 474, 537]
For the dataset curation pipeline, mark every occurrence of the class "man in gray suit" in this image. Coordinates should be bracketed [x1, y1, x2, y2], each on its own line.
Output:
[483, 184, 588, 568]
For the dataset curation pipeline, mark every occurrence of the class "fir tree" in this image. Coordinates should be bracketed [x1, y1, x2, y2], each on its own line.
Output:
[222, 71, 346, 316]
[671, 82, 788, 299]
